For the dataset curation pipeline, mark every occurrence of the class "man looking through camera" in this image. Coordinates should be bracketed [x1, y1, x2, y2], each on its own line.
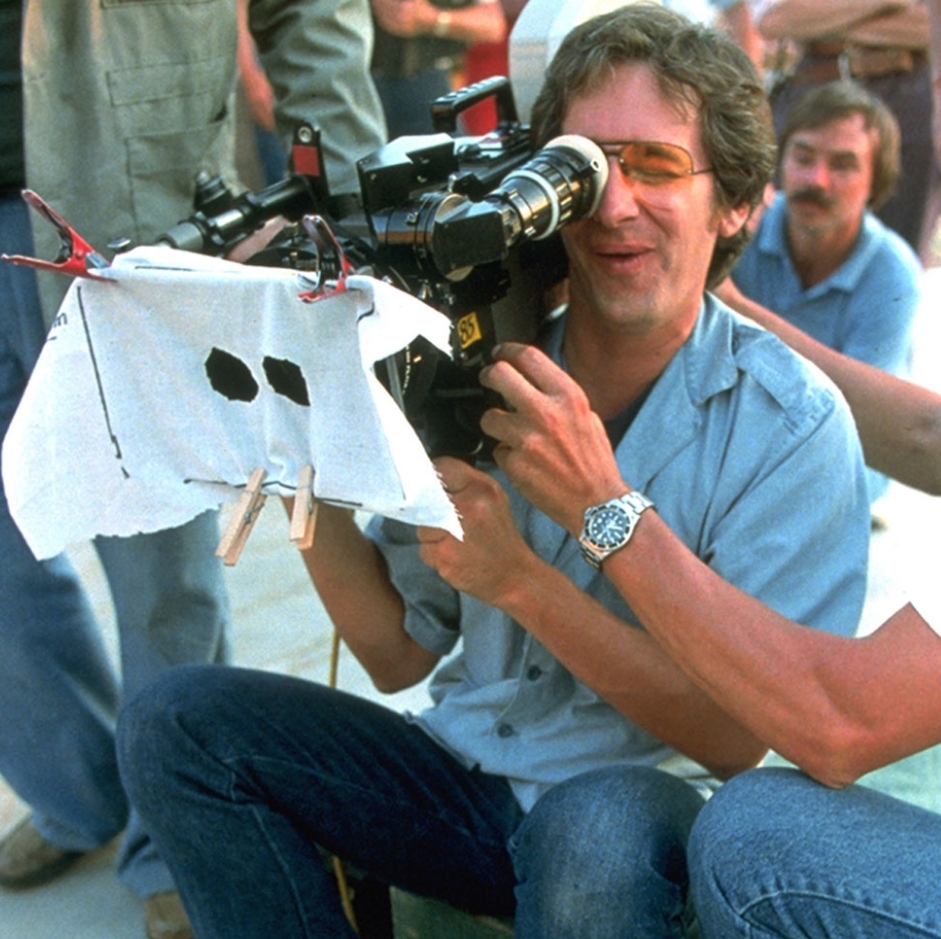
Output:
[116, 7, 871, 938]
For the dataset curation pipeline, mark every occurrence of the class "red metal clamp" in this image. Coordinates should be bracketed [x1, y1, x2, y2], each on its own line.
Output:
[296, 214, 353, 302]
[1, 190, 113, 280]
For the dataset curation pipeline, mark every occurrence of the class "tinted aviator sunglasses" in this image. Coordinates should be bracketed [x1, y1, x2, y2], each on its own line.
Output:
[595, 141, 713, 188]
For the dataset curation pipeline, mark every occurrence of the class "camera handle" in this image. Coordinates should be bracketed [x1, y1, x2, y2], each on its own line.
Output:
[430, 75, 519, 134]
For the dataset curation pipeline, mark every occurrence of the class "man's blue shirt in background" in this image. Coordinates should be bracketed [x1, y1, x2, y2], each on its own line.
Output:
[732, 192, 921, 501]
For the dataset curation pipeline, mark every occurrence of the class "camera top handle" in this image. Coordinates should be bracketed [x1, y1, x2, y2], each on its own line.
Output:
[430, 75, 519, 135]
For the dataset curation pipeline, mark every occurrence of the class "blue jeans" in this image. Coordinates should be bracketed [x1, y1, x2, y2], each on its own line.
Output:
[372, 65, 453, 138]
[0, 193, 230, 897]
[118, 664, 706, 938]
[689, 767, 941, 938]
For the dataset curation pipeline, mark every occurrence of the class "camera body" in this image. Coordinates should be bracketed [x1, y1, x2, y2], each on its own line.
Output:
[155, 77, 605, 460]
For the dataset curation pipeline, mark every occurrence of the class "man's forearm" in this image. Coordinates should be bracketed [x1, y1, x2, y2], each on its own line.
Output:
[496, 557, 769, 780]
[433, 0, 507, 44]
[603, 510, 941, 788]
[284, 501, 439, 693]
[756, 0, 910, 41]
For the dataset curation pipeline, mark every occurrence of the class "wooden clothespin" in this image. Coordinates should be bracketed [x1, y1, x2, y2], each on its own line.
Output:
[216, 468, 267, 566]
[289, 464, 318, 550]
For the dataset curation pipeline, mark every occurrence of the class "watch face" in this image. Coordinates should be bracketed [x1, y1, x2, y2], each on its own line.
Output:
[586, 505, 629, 548]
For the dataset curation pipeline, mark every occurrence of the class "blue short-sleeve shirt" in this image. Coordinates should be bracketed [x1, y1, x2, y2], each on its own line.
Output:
[732, 193, 921, 500]
[370, 295, 870, 811]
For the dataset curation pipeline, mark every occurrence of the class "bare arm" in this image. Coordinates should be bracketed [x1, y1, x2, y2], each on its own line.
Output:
[419, 459, 768, 780]
[718, 1, 766, 73]
[284, 501, 439, 693]
[371, 0, 507, 44]
[236, 0, 276, 131]
[604, 513, 941, 789]
[480, 342, 941, 789]
[756, 0, 912, 41]
[715, 278, 941, 496]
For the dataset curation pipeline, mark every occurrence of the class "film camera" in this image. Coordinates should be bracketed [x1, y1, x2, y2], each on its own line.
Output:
[156, 77, 607, 461]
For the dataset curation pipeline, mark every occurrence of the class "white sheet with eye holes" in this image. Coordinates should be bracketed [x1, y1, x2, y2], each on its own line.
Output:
[2, 245, 461, 559]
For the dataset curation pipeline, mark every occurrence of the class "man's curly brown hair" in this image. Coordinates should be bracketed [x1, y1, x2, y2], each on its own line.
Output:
[529, 2, 776, 288]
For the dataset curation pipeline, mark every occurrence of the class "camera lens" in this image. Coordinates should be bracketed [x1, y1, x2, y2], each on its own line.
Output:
[494, 134, 609, 242]
[428, 135, 608, 276]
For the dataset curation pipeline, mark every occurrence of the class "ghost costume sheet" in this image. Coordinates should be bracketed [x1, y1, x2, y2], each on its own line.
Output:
[2, 246, 461, 560]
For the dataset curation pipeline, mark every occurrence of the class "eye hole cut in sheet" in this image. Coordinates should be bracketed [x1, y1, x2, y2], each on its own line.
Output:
[2, 246, 460, 560]
[203, 350, 312, 407]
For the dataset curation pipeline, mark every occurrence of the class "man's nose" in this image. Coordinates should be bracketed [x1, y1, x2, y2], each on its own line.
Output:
[593, 158, 642, 226]
[800, 158, 831, 189]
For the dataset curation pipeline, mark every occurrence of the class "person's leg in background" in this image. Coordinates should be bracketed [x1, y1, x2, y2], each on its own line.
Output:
[863, 64, 941, 263]
[98, 514, 229, 900]
[0, 191, 231, 939]
[0, 192, 129, 883]
[372, 65, 454, 138]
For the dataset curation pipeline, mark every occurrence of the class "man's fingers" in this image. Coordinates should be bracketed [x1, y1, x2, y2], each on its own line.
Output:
[478, 406, 518, 447]
[415, 525, 449, 545]
[434, 455, 484, 495]
[493, 343, 571, 393]
[225, 216, 289, 263]
[480, 343, 578, 415]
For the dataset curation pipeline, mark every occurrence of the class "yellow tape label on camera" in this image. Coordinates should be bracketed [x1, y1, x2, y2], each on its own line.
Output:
[456, 311, 483, 350]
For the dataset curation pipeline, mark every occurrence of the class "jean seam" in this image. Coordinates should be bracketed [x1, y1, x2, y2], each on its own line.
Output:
[740, 890, 941, 938]
[247, 801, 323, 937]
[219, 757, 328, 937]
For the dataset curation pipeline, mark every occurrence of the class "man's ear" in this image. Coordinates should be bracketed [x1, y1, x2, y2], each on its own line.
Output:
[717, 201, 752, 240]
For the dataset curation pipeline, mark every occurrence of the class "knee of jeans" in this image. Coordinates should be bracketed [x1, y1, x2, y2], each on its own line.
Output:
[116, 664, 217, 802]
[689, 768, 807, 905]
[513, 766, 704, 890]
[693, 767, 811, 847]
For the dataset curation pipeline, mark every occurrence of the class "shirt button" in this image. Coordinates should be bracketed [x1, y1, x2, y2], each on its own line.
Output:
[526, 665, 543, 681]
[497, 723, 514, 738]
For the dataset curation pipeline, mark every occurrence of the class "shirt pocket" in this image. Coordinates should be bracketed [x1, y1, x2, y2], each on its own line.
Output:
[108, 48, 235, 231]
[123, 113, 233, 235]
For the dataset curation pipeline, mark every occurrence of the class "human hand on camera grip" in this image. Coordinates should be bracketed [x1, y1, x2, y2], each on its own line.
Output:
[418, 341, 631, 603]
[478, 342, 629, 536]
[417, 458, 541, 608]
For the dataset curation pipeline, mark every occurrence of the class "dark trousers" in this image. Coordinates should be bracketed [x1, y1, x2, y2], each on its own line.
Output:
[118, 664, 707, 939]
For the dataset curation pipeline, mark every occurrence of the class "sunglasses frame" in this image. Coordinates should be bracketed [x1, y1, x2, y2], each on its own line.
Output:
[595, 140, 714, 186]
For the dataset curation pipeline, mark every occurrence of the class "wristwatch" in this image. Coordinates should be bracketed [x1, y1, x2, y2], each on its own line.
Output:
[578, 491, 654, 570]
[432, 10, 452, 37]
